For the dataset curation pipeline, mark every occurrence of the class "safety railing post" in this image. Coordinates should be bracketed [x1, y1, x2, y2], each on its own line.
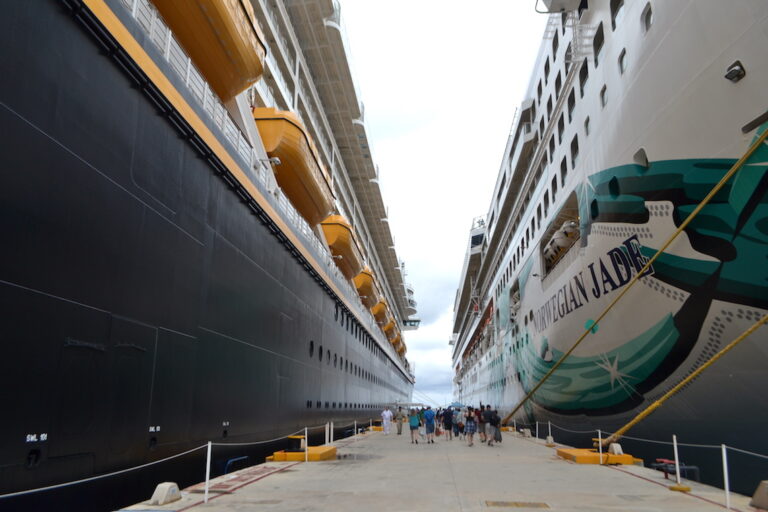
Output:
[535, 421, 539, 439]
[369, 418, 372, 431]
[305, 427, 309, 463]
[548, 421, 551, 438]
[354, 420, 357, 439]
[330, 421, 334, 443]
[598, 430, 603, 464]
[513, 419, 516, 432]
[672, 435, 682, 486]
[204, 441, 212, 503]
[722, 444, 731, 510]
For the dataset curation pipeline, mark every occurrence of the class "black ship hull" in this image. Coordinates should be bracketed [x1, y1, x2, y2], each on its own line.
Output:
[0, 1, 411, 508]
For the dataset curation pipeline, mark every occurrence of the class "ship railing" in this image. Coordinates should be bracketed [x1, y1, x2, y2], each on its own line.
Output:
[509, 419, 768, 509]
[0, 421, 368, 503]
[118, 0, 405, 367]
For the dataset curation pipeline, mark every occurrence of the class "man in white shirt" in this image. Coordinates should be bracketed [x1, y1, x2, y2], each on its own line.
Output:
[381, 407, 393, 434]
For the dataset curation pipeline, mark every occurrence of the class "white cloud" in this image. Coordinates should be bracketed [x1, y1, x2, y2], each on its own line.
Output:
[340, 1, 547, 406]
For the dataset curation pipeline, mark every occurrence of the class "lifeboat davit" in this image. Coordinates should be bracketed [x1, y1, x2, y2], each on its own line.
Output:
[154, 0, 266, 102]
[371, 300, 388, 325]
[321, 215, 364, 280]
[253, 108, 335, 226]
[353, 267, 379, 309]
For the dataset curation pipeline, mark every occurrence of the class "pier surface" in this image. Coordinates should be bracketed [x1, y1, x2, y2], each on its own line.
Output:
[120, 431, 754, 511]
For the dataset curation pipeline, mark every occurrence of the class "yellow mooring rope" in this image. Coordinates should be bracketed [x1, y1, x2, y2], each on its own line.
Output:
[603, 314, 767, 446]
[502, 126, 768, 427]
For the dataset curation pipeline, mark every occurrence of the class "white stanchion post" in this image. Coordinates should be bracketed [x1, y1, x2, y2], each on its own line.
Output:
[204, 441, 212, 503]
[513, 419, 516, 432]
[598, 430, 603, 464]
[324, 423, 329, 445]
[722, 444, 730, 510]
[369, 418, 372, 431]
[354, 420, 357, 439]
[305, 427, 309, 463]
[535, 421, 539, 439]
[548, 421, 552, 437]
[672, 435, 682, 486]
[330, 421, 334, 443]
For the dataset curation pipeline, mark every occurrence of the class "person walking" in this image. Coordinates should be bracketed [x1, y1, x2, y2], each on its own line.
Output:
[491, 410, 502, 443]
[477, 404, 486, 443]
[395, 406, 405, 435]
[464, 407, 476, 446]
[483, 405, 495, 446]
[443, 406, 453, 440]
[423, 406, 436, 444]
[452, 408, 461, 439]
[381, 407, 393, 435]
[408, 408, 420, 444]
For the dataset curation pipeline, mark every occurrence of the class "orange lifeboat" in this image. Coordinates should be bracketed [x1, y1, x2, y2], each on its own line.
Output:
[353, 267, 378, 309]
[397, 344, 406, 355]
[371, 300, 388, 325]
[383, 318, 397, 339]
[154, 0, 266, 102]
[252, 108, 334, 226]
[390, 333, 401, 347]
[321, 215, 364, 280]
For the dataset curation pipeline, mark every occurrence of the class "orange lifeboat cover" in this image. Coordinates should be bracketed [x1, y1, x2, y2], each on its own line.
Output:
[353, 268, 378, 309]
[154, 0, 266, 101]
[253, 108, 334, 226]
[321, 215, 364, 280]
[371, 300, 388, 324]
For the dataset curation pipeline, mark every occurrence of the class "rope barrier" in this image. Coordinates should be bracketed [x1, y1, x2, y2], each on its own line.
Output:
[726, 446, 768, 461]
[211, 428, 307, 447]
[0, 420, 356, 500]
[0, 444, 208, 500]
[502, 126, 768, 427]
[550, 423, 598, 434]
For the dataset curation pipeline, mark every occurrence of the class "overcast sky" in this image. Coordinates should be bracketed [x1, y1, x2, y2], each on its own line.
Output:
[340, 1, 548, 406]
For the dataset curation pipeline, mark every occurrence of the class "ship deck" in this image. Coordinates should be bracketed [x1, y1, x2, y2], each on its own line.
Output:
[118, 430, 755, 511]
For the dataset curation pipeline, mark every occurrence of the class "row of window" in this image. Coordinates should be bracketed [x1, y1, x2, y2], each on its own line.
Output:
[490, 2, 655, 301]
[308, 338, 404, 395]
[333, 303, 410, 386]
[306, 401, 396, 410]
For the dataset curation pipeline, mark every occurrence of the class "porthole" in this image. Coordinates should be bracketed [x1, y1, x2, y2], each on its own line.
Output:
[318, 346, 323, 361]
[309, 340, 314, 358]
[334, 354, 337, 368]
[327, 351, 330, 364]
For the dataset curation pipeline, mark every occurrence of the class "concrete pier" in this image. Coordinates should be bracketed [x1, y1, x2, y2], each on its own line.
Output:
[119, 431, 754, 511]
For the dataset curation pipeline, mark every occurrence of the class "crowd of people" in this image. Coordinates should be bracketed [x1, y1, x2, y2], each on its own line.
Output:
[381, 404, 502, 446]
